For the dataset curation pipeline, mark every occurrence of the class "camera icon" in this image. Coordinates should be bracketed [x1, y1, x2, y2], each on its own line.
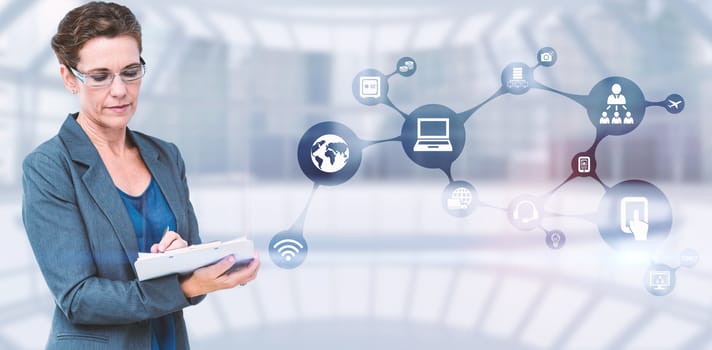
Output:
[540, 52, 553, 62]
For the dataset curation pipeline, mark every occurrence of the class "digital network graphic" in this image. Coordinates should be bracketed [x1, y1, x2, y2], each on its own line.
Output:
[268, 47, 697, 296]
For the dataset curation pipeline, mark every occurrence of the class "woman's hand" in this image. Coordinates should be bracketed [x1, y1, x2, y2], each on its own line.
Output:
[180, 252, 261, 298]
[150, 230, 188, 253]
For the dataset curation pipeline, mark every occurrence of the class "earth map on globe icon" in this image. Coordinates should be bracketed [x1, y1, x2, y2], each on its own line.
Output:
[310, 134, 350, 173]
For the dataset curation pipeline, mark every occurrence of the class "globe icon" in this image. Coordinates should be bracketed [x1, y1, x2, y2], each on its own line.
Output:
[448, 187, 472, 209]
[310, 134, 350, 173]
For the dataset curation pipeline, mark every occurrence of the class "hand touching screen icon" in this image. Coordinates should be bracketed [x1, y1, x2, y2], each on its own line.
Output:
[620, 197, 649, 240]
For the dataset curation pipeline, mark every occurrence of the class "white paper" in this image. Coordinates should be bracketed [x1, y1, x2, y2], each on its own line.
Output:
[134, 237, 254, 281]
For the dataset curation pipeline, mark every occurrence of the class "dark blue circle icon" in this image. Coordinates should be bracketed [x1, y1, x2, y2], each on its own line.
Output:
[537, 47, 557, 67]
[401, 104, 466, 171]
[352, 69, 389, 106]
[644, 263, 675, 296]
[507, 194, 543, 231]
[664, 94, 684, 114]
[546, 230, 566, 250]
[269, 231, 309, 269]
[441, 181, 478, 217]
[501, 63, 533, 95]
[586, 77, 646, 136]
[597, 180, 672, 252]
[571, 151, 597, 177]
[396, 57, 417, 77]
[298, 122, 363, 186]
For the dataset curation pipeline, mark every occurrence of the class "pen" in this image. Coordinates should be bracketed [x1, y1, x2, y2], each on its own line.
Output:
[158, 226, 171, 253]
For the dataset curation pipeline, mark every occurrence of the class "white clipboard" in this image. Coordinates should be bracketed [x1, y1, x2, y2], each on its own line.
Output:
[134, 237, 254, 281]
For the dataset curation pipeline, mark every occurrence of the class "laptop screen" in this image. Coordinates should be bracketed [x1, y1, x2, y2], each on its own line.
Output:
[418, 118, 449, 138]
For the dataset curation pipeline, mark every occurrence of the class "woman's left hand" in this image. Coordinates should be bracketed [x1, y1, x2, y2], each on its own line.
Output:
[150, 230, 188, 253]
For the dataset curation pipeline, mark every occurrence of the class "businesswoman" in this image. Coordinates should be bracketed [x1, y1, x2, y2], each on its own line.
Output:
[22, 2, 260, 349]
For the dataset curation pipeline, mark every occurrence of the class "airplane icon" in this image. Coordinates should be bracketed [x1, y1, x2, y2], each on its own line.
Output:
[667, 99, 682, 109]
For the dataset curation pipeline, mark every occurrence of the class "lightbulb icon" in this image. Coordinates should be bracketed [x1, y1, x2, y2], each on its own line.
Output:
[551, 232, 561, 248]
[547, 230, 566, 250]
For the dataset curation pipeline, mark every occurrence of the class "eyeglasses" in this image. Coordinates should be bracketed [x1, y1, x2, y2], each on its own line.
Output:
[70, 57, 146, 88]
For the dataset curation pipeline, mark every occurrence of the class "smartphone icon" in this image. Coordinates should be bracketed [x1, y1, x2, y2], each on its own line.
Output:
[578, 156, 590, 173]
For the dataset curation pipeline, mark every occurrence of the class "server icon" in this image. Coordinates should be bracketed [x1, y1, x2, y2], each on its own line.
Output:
[507, 66, 528, 89]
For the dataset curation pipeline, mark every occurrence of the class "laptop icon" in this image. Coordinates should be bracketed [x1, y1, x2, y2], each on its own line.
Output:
[413, 118, 453, 152]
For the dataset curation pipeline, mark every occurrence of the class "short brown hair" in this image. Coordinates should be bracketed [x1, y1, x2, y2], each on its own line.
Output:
[51, 1, 142, 69]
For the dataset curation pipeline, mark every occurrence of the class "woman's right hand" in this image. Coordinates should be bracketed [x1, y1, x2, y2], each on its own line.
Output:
[179, 252, 260, 298]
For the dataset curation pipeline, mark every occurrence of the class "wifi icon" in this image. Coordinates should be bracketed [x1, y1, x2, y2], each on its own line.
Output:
[269, 231, 308, 269]
[273, 239, 303, 261]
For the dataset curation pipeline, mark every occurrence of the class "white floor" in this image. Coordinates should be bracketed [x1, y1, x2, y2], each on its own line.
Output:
[2, 181, 711, 349]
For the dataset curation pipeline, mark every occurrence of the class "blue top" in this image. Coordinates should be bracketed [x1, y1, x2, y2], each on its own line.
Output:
[117, 178, 177, 350]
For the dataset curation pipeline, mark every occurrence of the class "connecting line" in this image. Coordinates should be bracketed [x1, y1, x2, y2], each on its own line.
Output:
[645, 99, 673, 109]
[477, 201, 507, 212]
[591, 174, 610, 191]
[382, 96, 409, 119]
[548, 211, 598, 224]
[536, 225, 549, 235]
[361, 136, 403, 149]
[587, 135, 610, 191]
[531, 83, 588, 107]
[289, 182, 320, 233]
[589, 133, 605, 153]
[443, 168, 454, 183]
[544, 211, 580, 218]
[461, 86, 507, 122]
[545, 173, 578, 197]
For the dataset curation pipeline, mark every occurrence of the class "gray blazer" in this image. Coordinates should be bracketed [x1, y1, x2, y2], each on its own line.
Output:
[22, 114, 205, 349]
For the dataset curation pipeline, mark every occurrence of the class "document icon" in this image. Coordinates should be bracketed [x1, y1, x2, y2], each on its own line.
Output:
[360, 76, 380, 98]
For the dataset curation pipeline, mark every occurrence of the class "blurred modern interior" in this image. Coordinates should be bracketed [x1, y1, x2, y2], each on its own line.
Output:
[1, 0, 711, 349]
